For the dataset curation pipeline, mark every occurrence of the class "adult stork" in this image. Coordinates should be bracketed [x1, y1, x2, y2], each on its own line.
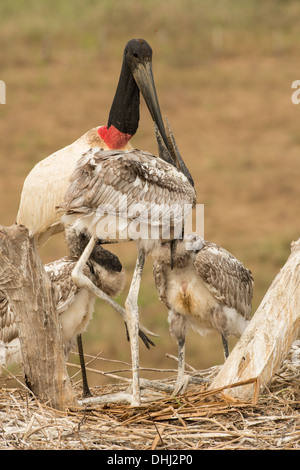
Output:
[152, 233, 254, 395]
[16, 38, 175, 248]
[0, 228, 154, 397]
[16, 37, 196, 405]
[16, 38, 168, 381]
[58, 122, 196, 405]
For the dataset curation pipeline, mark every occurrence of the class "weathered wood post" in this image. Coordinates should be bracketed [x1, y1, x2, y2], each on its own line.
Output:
[210, 238, 300, 402]
[0, 224, 78, 409]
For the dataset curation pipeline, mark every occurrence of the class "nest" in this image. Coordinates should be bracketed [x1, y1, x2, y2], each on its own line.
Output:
[1, 343, 300, 450]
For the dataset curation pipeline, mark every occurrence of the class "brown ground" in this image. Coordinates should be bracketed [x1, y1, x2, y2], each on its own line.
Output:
[0, 1, 299, 448]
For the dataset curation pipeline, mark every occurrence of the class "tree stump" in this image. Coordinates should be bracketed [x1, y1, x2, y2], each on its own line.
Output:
[0, 224, 78, 409]
[210, 238, 300, 402]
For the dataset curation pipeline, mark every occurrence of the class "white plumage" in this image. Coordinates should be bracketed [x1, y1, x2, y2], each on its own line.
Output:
[152, 233, 254, 394]
[16, 127, 113, 247]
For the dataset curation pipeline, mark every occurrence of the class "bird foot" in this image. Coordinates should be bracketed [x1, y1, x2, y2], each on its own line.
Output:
[122, 382, 142, 407]
[81, 388, 92, 399]
[139, 378, 174, 394]
[172, 374, 190, 396]
[79, 391, 138, 407]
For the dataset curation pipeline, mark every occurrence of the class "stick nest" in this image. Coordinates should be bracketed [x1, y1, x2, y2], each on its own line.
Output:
[1, 342, 300, 450]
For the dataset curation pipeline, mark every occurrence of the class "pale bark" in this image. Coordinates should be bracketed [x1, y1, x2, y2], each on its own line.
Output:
[210, 238, 300, 402]
[0, 224, 78, 409]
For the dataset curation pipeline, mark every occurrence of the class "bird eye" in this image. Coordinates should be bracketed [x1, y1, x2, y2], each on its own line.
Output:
[132, 52, 139, 58]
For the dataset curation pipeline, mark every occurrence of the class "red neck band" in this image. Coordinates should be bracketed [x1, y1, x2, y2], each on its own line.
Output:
[98, 125, 132, 149]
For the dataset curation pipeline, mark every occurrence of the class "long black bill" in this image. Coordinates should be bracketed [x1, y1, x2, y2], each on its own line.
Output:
[165, 116, 194, 187]
[132, 62, 174, 167]
[154, 122, 188, 270]
[154, 119, 194, 188]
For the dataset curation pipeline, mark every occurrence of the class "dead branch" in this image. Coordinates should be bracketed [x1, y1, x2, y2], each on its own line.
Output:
[210, 237, 300, 402]
[0, 224, 77, 410]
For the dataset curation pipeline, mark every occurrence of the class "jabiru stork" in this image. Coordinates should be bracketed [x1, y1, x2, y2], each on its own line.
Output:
[16, 38, 171, 378]
[152, 233, 254, 395]
[16, 38, 176, 247]
[58, 119, 196, 405]
[16, 38, 196, 405]
[0, 228, 154, 397]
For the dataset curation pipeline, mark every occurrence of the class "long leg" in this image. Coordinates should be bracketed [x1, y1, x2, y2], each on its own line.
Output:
[221, 334, 229, 360]
[168, 311, 190, 395]
[173, 337, 189, 395]
[77, 334, 92, 398]
[124, 246, 146, 406]
[71, 235, 157, 345]
[177, 337, 185, 385]
[72, 235, 130, 314]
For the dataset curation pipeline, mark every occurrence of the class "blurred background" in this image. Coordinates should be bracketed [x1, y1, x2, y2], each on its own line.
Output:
[0, 0, 299, 388]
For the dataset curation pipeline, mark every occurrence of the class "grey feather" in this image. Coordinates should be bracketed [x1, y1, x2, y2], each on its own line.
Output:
[59, 148, 196, 223]
[193, 240, 253, 319]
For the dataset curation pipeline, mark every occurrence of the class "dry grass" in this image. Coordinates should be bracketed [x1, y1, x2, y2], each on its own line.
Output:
[1, 343, 300, 450]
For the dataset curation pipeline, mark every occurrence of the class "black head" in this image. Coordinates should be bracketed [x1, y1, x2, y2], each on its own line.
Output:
[93, 239, 123, 272]
[66, 229, 122, 273]
[107, 39, 155, 138]
[107, 38, 184, 169]
[124, 39, 152, 70]
[123, 38, 171, 153]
